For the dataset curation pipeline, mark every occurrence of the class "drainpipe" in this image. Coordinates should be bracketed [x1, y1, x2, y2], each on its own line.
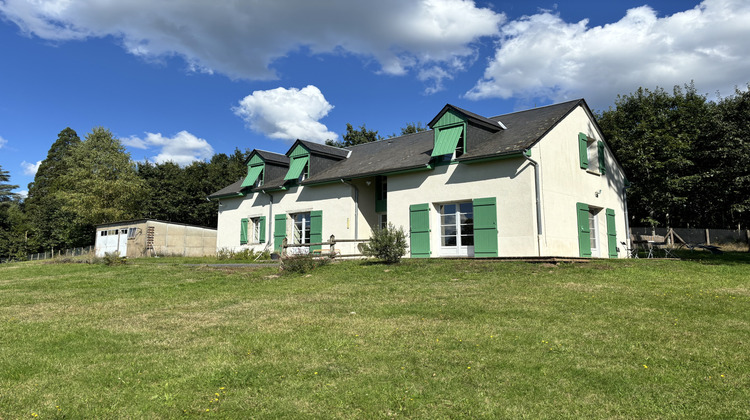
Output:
[340, 179, 359, 239]
[523, 149, 542, 257]
[260, 190, 274, 252]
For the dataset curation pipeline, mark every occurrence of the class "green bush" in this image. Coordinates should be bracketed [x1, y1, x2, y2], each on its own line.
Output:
[217, 248, 272, 261]
[361, 223, 407, 264]
[102, 252, 127, 266]
[280, 252, 331, 274]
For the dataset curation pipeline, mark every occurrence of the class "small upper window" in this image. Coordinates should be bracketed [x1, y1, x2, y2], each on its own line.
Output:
[127, 228, 137, 239]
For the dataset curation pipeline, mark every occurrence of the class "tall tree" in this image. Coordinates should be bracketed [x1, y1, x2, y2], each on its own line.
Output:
[389, 122, 428, 138]
[24, 128, 82, 250]
[699, 85, 750, 227]
[326, 123, 383, 148]
[598, 83, 713, 227]
[56, 127, 146, 246]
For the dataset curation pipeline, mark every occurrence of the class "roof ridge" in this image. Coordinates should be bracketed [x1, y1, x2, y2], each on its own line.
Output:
[490, 99, 582, 120]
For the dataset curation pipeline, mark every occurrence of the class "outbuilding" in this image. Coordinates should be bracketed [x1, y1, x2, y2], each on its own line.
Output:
[94, 219, 217, 258]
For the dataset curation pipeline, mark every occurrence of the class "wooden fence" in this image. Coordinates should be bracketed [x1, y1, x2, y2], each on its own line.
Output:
[281, 235, 370, 258]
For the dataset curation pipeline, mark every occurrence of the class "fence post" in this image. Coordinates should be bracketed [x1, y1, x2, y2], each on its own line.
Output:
[705, 228, 710, 245]
[329, 235, 336, 256]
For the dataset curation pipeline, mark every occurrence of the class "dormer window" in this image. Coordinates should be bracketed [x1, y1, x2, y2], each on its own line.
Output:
[284, 144, 311, 182]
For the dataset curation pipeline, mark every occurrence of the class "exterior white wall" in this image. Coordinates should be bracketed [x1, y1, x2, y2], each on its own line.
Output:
[217, 183, 363, 255]
[533, 105, 629, 257]
[388, 160, 538, 257]
[95, 220, 216, 258]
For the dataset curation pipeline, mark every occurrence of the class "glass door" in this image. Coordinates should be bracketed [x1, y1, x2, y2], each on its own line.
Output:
[440, 202, 474, 256]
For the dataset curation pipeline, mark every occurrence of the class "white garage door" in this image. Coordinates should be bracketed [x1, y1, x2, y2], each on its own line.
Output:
[95, 228, 128, 257]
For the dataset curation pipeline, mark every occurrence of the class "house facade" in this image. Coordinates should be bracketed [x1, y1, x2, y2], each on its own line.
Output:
[210, 99, 630, 258]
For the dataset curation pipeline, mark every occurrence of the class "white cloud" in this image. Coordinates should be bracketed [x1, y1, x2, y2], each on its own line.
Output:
[15, 190, 28, 199]
[0, 136, 7, 148]
[233, 85, 337, 143]
[123, 131, 214, 166]
[0, 0, 503, 89]
[21, 160, 42, 176]
[466, 0, 750, 107]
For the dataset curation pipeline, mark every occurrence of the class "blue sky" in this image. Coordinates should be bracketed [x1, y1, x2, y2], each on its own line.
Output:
[1, 0, 748, 196]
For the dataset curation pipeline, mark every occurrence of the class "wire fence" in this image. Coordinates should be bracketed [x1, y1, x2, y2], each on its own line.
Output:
[23, 246, 95, 262]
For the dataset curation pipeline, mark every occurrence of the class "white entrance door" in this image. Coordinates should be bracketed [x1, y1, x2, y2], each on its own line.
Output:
[439, 202, 474, 257]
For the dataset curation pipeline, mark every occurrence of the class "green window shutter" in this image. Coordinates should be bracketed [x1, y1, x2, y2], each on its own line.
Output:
[576, 203, 591, 257]
[409, 203, 431, 258]
[578, 133, 589, 169]
[274, 214, 286, 252]
[473, 197, 498, 258]
[310, 210, 323, 251]
[259, 216, 266, 243]
[240, 218, 248, 245]
[375, 176, 387, 213]
[606, 208, 617, 258]
[598, 141, 606, 175]
[431, 126, 464, 157]
[241, 164, 264, 188]
[284, 156, 309, 180]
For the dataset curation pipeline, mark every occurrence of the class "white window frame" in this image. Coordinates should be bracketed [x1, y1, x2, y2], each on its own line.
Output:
[378, 213, 388, 230]
[251, 217, 261, 243]
[292, 212, 312, 245]
[587, 138, 599, 173]
[439, 202, 474, 257]
[589, 210, 600, 257]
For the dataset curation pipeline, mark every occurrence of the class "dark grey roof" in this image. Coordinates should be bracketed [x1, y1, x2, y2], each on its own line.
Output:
[429, 104, 503, 132]
[304, 131, 433, 184]
[292, 139, 351, 159]
[210, 99, 586, 197]
[458, 99, 583, 161]
[254, 150, 289, 166]
[208, 178, 245, 199]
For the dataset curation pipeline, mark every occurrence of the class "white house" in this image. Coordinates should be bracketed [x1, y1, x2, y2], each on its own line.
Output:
[209, 99, 630, 258]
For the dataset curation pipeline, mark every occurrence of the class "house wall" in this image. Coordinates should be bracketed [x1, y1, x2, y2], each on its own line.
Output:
[533, 105, 628, 257]
[217, 182, 364, 255]
[388, 159, 538, 257]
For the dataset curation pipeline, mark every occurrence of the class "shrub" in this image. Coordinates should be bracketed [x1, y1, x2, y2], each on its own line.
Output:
[217, 248, 272, 261]
[102, 252, 127, 266]
[280, 253, 331, 274]
[361, 223, 407, 264]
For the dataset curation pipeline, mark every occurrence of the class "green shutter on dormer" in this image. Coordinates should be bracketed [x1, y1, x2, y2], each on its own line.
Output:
[431, 126, 464, 157]
[284, 156, 309, 180]
[241, 164, 264, 188]
[579, 133, 589, 169]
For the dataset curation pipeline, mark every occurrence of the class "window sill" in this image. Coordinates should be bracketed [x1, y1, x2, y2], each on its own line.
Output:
[586, 169, 602, 176]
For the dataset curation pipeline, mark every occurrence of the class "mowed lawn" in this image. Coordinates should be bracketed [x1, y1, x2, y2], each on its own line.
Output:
[0, 255, 748, 418]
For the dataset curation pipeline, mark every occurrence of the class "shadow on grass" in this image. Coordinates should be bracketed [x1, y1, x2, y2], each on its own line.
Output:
[671, 250, 750, 265]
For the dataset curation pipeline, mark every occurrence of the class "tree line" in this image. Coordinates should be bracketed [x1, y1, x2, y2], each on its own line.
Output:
[598, 82, 750, 229]
[0, 127, 249, 259]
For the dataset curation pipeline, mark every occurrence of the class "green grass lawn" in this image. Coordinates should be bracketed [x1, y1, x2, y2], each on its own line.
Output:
[0, 253, 748, 418]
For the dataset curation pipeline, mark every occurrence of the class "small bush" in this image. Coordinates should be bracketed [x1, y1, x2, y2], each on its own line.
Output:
[361, 223, 407, 264]
[217, 248, 272, 261]
[102, 252, 127, 266]
[280, 253, 331, 274]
